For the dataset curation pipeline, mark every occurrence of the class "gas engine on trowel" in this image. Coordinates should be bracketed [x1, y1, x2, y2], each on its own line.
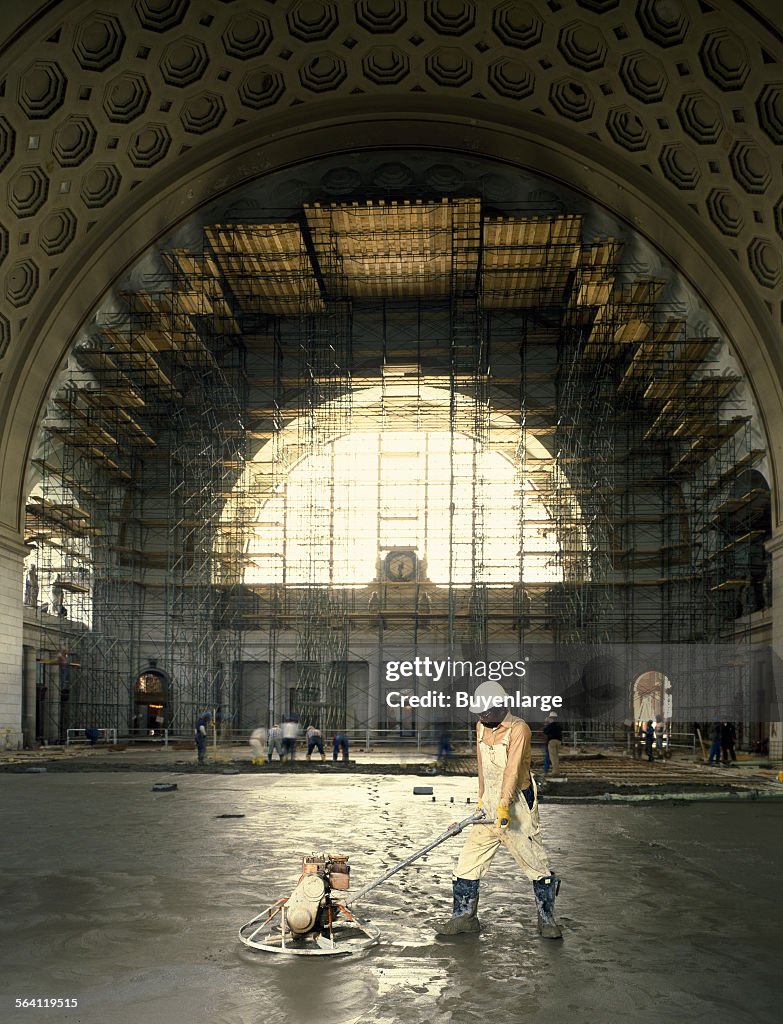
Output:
[239, 809, 486, 956]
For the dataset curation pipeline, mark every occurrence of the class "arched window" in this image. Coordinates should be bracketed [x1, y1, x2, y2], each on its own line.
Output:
[228, 385, 577, 588]
[23, 481, 92, 626]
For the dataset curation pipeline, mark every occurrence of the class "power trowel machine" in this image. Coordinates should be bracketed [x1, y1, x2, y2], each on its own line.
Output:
[239, 809, 486, 956]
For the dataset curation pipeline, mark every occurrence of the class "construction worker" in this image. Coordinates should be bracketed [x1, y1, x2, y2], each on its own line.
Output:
[306, 724, 325, 761]
[248, 726, 267, 765]
[194, 711, 211, 767]
[645, 719, 655, 762]
[332, 730, 350, 761]
[281, 717, 299, 760]
[707, 720, 722, 765]
[267, 723, 283, 762]
[435, 680, 562, 939]
[543, 710, 563, 774]
[654, 715, 665, 759]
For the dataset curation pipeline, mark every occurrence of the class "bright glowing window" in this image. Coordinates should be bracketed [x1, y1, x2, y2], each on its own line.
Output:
[242, 424, 564, 587]
[23, 482, 93, 626]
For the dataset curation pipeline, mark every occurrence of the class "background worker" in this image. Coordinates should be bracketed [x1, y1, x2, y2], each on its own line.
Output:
[267, 723, 283, 762]
[437, 729, 454, 762]
[542, 711, 562, 775]
[707, 720, 722, 765]
[654, 716, 665, 759]
[306, 724, 325, 761]
[634, 721, 645, 759]
[281, 717, 299, 760]
[333, 729, 350, 761]
[249, 725, 267, 765]
[435, 681, 562, 939]
[645, 720, 655, 762]
[194, 710, 211, 767]
[721, 720, 737, 764]
[57, 646, 71, 688]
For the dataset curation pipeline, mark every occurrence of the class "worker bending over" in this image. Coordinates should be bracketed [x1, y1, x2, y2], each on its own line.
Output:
[436, 680, 563, 939]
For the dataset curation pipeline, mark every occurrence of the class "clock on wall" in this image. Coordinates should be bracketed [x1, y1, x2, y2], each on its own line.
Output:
[384, 550, 418, 582]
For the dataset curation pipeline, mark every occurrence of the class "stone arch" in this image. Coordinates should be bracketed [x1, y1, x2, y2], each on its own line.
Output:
[1, 0, 783, 535]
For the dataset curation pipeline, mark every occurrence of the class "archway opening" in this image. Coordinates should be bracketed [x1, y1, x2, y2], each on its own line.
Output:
[19, 178, 770, 739]
[133, 662, 170, 737]
[633, 670, 673, 756]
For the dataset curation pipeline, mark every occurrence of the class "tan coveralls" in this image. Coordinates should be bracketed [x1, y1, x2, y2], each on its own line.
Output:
[455, 712, 551, 882]
[548, 737, 562, 774]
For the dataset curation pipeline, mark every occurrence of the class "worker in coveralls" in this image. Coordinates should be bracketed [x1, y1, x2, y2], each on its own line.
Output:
[194, 711, 211, 767]
[436, 680, 562, 939]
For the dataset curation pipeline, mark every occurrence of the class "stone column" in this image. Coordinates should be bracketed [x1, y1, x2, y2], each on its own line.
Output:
[22, 644, 37, 748]
[367, 655, 379, 748]
[764, 530, 783, 758]
[0, 523, 26, 751]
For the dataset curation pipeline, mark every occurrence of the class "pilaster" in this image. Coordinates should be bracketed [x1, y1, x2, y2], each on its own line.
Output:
[0, 523, 26, 750]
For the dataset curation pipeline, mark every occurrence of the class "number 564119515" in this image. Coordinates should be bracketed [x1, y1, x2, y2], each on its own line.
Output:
[15, 999, 78, 1008]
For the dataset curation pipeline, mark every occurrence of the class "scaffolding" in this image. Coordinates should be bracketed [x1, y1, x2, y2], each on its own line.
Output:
[26, 254, 247, 741]
[24, 195, 771, 743]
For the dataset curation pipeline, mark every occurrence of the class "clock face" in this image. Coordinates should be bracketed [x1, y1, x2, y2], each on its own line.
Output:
[385, 550, 417, 582]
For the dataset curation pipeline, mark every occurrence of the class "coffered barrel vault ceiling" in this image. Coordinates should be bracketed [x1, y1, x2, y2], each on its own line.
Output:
[1, 0, 783, 527]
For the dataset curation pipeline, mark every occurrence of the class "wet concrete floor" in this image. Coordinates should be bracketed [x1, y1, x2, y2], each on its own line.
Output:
[0, 772, 780, 1024]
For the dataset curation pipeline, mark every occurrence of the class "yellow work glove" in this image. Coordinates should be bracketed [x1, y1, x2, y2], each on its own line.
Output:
[477, 797, 484, 811]
[496, 804, 511, 829]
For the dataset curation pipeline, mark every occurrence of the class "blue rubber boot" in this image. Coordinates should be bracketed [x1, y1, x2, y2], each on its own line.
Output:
[533, 875, 563, 939]
[435, 877, 480, 935]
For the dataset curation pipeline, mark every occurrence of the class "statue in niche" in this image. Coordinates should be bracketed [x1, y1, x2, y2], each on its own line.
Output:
[24, 565, 38, 607]
[762, 568, 772, 609]
[50, 575, 65, 616]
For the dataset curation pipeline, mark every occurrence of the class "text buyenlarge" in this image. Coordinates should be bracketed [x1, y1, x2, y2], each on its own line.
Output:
[385, 690, 563, 712]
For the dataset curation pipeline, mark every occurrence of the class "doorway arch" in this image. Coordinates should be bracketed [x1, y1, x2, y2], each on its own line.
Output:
[133, 661, 170, 737]
[633, 670, 674, 726]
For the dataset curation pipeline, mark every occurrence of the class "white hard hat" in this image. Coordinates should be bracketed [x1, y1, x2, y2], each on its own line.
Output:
[471, 680, 510, 722]
[471, 680, 507, 706]
[546, 711, 558, 719]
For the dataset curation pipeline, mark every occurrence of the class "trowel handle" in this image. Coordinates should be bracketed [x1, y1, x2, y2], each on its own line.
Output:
[345, 809, 487, 908]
